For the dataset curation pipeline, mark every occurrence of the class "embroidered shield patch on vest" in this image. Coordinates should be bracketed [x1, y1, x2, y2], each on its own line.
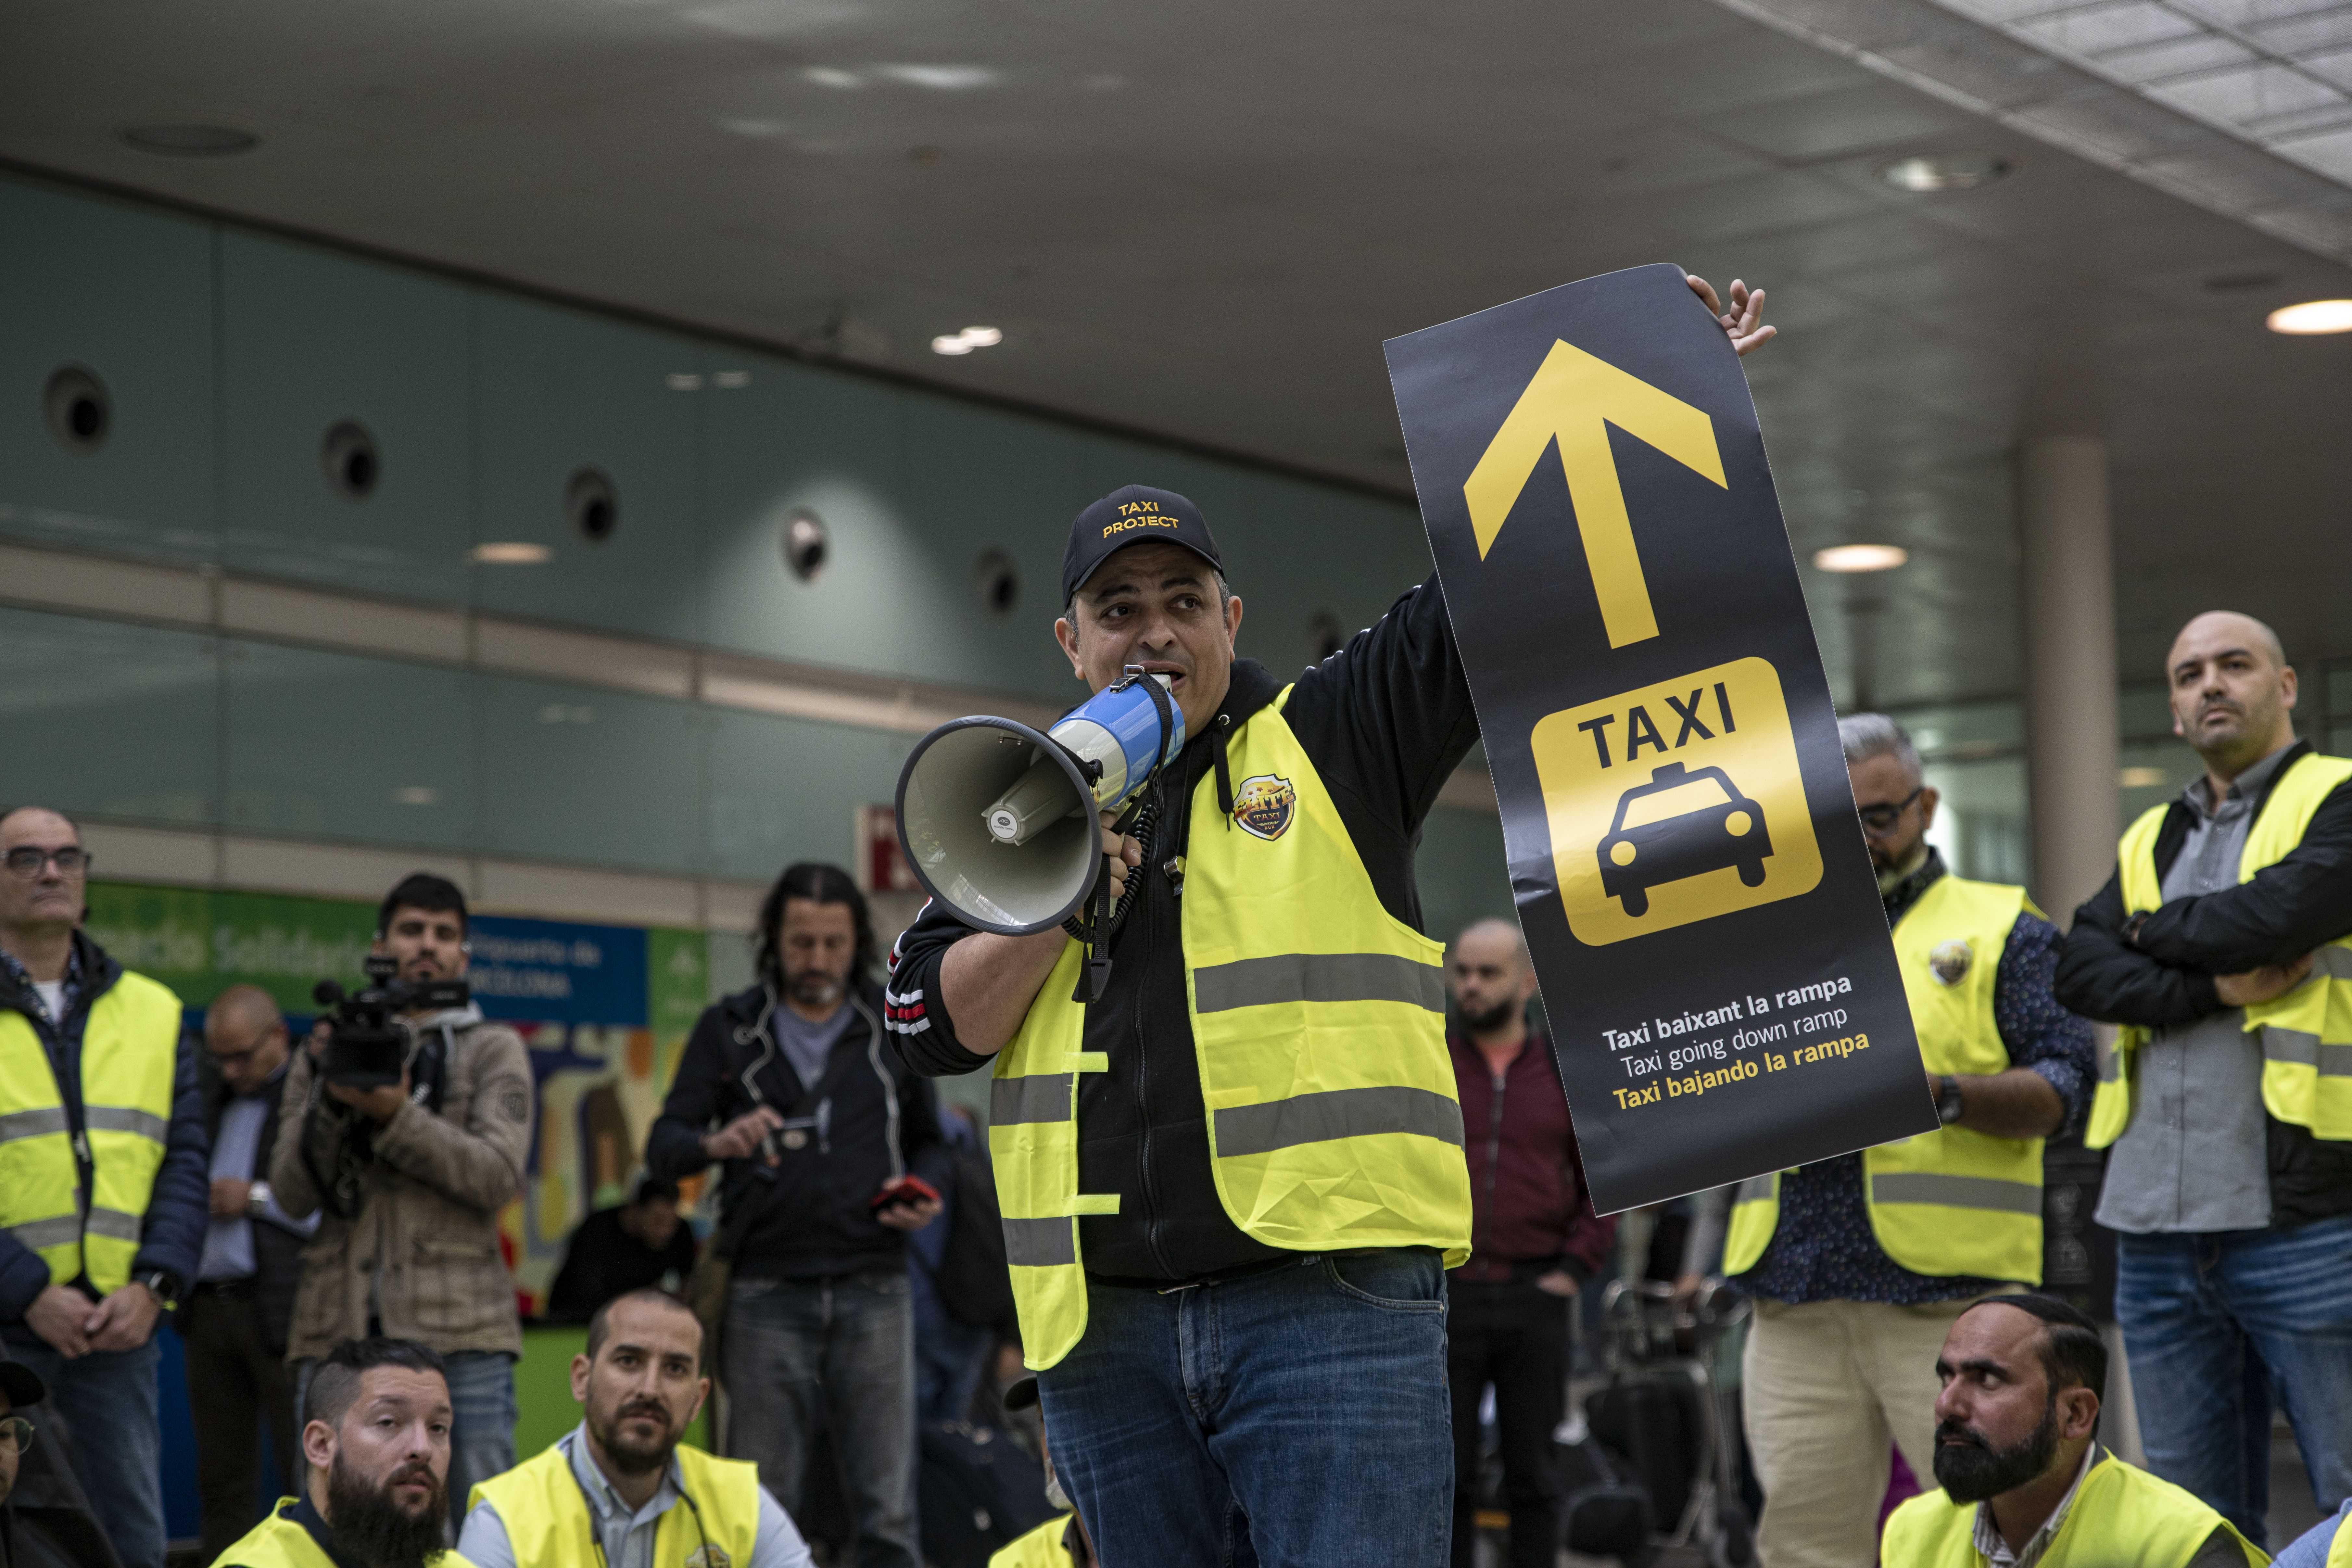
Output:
[1928, 940, 1973, 986]
[1232, 774, 1297, 840]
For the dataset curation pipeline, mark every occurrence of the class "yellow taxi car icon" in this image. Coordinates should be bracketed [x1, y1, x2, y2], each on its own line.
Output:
[1597, 760, 1773, 918]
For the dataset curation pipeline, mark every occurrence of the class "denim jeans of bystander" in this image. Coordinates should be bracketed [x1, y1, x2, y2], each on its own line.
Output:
[1038, 1247, 1453, 1568]
[2117, 1212, 2352, 1549]
[3, 1332, 166, 1568]
[722, 1269, 919, 1568]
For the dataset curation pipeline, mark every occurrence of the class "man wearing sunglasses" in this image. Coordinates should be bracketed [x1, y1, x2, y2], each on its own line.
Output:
[1717, 720, 2095, 1568]
[0, 807, 209, 1568]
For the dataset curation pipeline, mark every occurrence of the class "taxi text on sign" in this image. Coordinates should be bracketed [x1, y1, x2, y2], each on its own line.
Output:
[1384, 263, 1935, 1215]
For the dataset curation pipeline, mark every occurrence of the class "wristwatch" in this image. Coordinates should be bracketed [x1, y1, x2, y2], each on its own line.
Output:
[1935, 1075, 1967, 1126]
[246, 1180, 273, 1218]
[138, 1270, 180, 1311]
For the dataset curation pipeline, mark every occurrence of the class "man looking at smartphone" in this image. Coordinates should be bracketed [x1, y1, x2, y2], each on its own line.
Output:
[648, 863, 950, 1568]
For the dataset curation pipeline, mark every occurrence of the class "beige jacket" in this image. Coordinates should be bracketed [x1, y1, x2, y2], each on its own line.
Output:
[270, 1008, 534, 1362]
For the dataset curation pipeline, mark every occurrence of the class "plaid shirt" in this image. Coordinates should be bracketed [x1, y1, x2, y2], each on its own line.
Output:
[0, 941, 84, 1034]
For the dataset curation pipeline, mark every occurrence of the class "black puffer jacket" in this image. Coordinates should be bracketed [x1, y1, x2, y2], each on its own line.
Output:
[647, 980, 949, 1279]
[887, 571, 1479, 1283]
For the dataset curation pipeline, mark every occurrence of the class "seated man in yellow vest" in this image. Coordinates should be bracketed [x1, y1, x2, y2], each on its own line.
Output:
[1884, 1294, 2262, 1567]
[212, 1336, 475, 1568]
[990, 1376, 1094, 1568]
[2055, 611, 2352, 1548]
[1719, 715, 2095, 1568]
[457, 1288, 811, 1568]
[884, 277, 1772, 1566]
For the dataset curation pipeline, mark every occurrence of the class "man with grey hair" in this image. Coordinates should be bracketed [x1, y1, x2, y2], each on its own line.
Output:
[2056, 610, 2352, 1545]
[1717, 715, 2094, 1568]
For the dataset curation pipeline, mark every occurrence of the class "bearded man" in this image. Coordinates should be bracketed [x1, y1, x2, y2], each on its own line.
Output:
[1883, 1295, 2259, 1567]
[212, 1336, 474, 1568]
[647, 863, 950, 1568]
[459, 1289, 810, 1568]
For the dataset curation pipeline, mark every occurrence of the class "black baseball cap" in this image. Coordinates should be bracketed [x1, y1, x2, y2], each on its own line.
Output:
[1060, 486, 1224, 609]
[0, 1357, 46, 1410]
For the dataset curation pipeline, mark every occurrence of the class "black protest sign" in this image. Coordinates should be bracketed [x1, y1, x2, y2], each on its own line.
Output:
[1385, 262, 1934, 1215]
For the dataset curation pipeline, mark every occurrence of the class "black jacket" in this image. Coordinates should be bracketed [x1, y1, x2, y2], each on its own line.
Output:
[888, 571, 1480, 1283]
[2054, 738, 2352, 1226]
[0, 1361, 123, 1568]
[174, 1061, 306, 1354]
[0, 930, 208, 1332]
[646, 981, 949, 1279]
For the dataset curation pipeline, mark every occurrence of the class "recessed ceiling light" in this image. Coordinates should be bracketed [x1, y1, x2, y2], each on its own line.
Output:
[1813, 544, 1909, 573]
[714, 370, 751, 388]
[121, 123, 258, 157]
[723, 118, 789, 139]
[2267, 299, 2352, 335]
[666, 372, 703, 390]
[804, 67, 863, 89]
[2118, 765, 2170, 788]
[931, 326, 1004, 356]
[391, 786, 440, 806]
[1876, 153, 2013, 192]
[877, 64, 1000, 90]
[470, 542, 552, 565]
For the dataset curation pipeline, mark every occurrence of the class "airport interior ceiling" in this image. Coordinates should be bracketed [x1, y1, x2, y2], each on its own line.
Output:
[8, 0, 2352, 711]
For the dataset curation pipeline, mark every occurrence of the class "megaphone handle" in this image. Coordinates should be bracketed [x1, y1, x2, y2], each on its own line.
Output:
[1073, 849, 1115, 1005]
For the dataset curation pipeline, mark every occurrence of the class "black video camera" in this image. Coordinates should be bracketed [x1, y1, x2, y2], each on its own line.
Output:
[312, 955, 468, 1090]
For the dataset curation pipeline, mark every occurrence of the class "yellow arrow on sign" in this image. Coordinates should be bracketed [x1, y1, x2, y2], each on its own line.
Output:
[1462, 339, 1726, 649]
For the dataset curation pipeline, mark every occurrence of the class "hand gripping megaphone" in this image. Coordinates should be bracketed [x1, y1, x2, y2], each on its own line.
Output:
[895, 667, 1183, 1002]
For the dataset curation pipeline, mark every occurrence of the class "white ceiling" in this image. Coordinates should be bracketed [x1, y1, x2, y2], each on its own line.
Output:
[4, 0, 2350, 709]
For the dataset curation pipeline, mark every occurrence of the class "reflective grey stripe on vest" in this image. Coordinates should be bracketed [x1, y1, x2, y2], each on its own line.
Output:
[1192, 953, 1445, 1015]
[1002, 1216, 1076, 1268]
[2258, 1027, 2352, 1077]
[1868, 1173, 2041, 1216]
[86, 1207, 143, 1244]
[2097, 1040, 2122, 1083]
[83, 1106, 169, 1142]
[8, 1216, 81, 1251]
[991, 1075, 1073, 1126]
[2314, 946, 2352, 981]
[1733, 1175, 1776, 1206]
[0, 1107, 70, 1143]
[1213, 1085, 1463, 1159]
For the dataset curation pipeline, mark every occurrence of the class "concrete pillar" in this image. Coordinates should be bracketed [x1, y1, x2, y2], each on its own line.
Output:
[2017, 436, 2118, 925]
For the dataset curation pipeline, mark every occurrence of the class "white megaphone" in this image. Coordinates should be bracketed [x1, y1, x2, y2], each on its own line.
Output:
[895, 667, 1184, 999]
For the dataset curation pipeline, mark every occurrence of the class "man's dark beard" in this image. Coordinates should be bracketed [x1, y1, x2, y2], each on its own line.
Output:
[1933, 1398, 2061, 1504]
[1459, 994, 1522, 1036]
[325, 1451, 447, 1568]
[589, 1397, 678, 1478]
[786, 966, 842, 1010]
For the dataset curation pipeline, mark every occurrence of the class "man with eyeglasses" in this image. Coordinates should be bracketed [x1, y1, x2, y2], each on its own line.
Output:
[182, 986, 320, 1562]
[0, 807, 209, 1568]
[2, 1357, 120, 1568]
[1713, 719, 2095, 1568]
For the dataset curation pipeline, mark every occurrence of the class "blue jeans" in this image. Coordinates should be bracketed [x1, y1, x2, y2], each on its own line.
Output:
[723, 1270, 919, 1568]
[2116, 1213, 2352, 1547]
[3, 1332, 166, 1568]
[294, 1348, 514, 1539]
[1038, 1249, 1453, 1568]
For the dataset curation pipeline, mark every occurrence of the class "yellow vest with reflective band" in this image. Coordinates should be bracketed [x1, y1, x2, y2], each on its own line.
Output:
[214, 1500, 483, 1568]
[989, 1515, 1079, 1568]
[1723, 874, 2042, 1282]
[988, 687, 1473, 1370]
[0, 970, 181, 1295]
[469, 1435, 762, 1568]
[1881, 1450, 2265, 1567]
[2085, 751, 2352, 1149]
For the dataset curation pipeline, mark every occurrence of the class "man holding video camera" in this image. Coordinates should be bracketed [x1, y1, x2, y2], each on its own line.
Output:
[271, 873, 535, 1537]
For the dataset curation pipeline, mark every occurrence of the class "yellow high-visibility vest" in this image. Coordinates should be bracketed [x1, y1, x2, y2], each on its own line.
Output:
[990, 1515, 1080, 1567]
[468, 1437, 763, 1568]
[1724, 873, 2043, 1283]
[0, 969, 181, 1294]
[2085, 751, 2352, 1149]
[1881, 1449, 2264, 1567]
[988, 687, 1473, 1370]
[213, 1500, 482, 1568]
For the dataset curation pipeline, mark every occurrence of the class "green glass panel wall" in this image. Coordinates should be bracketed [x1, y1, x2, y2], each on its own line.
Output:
[706, 709, 914, 883]
[475, 676, 707, 870]
[0, 606, 218, 824]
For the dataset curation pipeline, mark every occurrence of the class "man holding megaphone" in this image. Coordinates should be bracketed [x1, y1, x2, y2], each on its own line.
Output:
[888, 278, 1775, 1567]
